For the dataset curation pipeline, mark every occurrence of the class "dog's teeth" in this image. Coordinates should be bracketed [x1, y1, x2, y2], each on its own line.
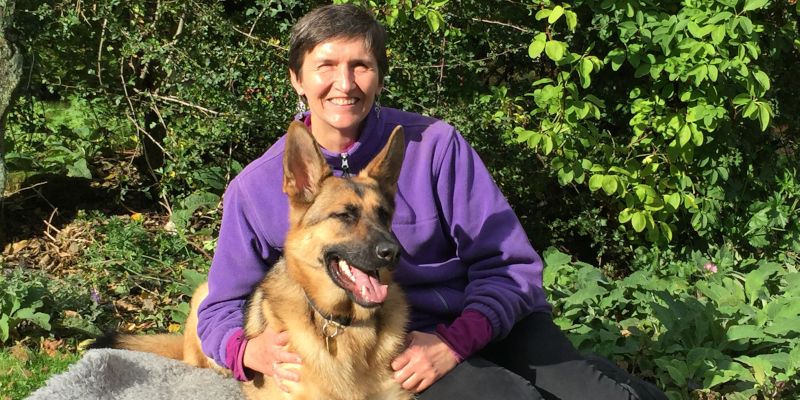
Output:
[339, 260, 355, 281]
[360, 285, 367, 298]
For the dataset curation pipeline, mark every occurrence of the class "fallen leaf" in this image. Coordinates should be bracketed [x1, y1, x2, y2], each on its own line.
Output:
[142, 298, 155, 311]
[41, 338, 63, 356]
[9, 343, 30, 362]
[11, 240, 28, 254]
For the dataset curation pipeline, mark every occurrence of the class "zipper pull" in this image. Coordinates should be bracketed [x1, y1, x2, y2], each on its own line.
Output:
[340, 153, 352, 177]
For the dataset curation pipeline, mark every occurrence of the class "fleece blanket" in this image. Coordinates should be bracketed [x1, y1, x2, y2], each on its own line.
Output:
[27, 349, 245, 400]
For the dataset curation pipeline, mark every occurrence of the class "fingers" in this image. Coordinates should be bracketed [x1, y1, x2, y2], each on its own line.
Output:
[273, 362, 301, 382]
[275, 348, 302, 364]
[272, 361, 302, 393]
[391, 350, 410, 371]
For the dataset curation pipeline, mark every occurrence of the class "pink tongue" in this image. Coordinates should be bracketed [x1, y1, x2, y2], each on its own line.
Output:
[350, 268, 388, 303]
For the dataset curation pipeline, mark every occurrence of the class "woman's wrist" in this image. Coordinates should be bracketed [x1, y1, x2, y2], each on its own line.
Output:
[434, 309, 493, 361]
[225, 328, 253, 381]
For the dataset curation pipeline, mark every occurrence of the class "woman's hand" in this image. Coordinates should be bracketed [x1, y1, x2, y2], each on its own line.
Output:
[391, 331, 459, 393]
[242, 326, 302, 393]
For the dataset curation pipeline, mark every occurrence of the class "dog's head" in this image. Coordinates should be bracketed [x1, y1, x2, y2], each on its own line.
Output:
[281, 121, 405, 312]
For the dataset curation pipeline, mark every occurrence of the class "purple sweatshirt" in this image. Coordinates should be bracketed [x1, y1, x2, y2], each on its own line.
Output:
[197, 107, 550, 375]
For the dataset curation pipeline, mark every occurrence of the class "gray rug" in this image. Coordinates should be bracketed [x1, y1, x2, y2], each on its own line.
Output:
[27, 349, 245, 400]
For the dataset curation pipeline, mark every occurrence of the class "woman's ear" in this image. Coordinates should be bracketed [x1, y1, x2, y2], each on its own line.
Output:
[289, 69, 304, 96]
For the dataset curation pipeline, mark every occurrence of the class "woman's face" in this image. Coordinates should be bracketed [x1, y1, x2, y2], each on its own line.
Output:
[290, 37, 382, 140]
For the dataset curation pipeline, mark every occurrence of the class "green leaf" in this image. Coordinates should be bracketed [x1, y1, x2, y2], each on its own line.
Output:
[678, 124, 692, 147]
[744, 262, 780, 303]
[535, 9, 551, 21]
[618, 208, 633, 223]
[579, 58, 593, 88]
[601, 175, 618, 195]
[710, 25, 725, 44]
[543, 248, 572, 268]
[589, 174, 605, 192]
[743, 0, 769, 12]
[565, 11, 577, 32]
[528, 37, 546, 59]
[733, 93, 752, 105]
[726, 325, 765, 341]
[631, 212, 646, 232]
[753, 70, 771, 92]
[738, 16, 754, 35]
[743, 101, 758, 118]
[658, 222, 673, 242]
[666, 192, 681, 210]
[545, 40, 565, 62]
[0, 315, 9, 343]
[548, 6, 564, 24]
[67, 158, 92, 179]
[707, 12, 733, 25]
[663, 364, 687, 387]
[757, 103, 771, 131]
[426, 10, 443, 32]
[607, 48, 626, 71]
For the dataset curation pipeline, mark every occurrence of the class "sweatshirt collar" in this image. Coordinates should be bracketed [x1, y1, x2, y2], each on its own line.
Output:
[293, 107, 385, 174]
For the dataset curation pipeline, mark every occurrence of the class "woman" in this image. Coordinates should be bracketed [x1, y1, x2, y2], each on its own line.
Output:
[197, 4, 666, 399]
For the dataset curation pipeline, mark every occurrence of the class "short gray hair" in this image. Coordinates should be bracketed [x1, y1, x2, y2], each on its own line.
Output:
[289, 4, 388, 83]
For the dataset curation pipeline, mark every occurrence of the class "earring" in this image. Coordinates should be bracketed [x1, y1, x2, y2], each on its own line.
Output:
[374, 95, 381, 119]
[296, 95, 307, 114]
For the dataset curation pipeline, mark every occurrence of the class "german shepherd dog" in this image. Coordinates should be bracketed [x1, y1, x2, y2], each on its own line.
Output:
[93, 121, 411, 400]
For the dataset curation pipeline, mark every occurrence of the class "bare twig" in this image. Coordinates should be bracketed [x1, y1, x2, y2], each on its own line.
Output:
[231, 26, 288, 51]
[135, 89, 220, 116]
[471, 17, 532, 33]
[119, 62, 173, 161]
[4, 181, 47, 197]
[42, 208, 60, 243]
[96, 17, 107, 87]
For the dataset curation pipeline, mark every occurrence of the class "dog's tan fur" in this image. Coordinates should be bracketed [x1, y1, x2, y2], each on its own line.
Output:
[100, 122, 411, 400]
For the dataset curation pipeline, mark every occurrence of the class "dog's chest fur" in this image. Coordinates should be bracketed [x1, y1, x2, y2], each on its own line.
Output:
[242, 260, 410, 400]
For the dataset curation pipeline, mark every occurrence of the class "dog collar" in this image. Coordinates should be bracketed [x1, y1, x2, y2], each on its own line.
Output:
[303, 291, 353, 328]
[303, 292, 353, 353]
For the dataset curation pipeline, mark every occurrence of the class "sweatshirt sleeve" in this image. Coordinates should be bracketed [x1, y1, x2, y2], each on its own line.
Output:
[435, 129, 550, 341]
[196, 178, 277, 368]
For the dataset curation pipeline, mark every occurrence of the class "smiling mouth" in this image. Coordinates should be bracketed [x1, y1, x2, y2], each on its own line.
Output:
[328, 98, 359, 106]
[325, 254, 388, 307]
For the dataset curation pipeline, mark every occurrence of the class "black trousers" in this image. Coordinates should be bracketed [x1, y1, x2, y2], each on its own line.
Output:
[418, 312, 668, 400]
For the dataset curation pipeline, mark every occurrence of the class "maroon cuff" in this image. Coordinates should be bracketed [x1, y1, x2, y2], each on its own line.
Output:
[225, 328, 252, 381]
[434, 309, 493, 361]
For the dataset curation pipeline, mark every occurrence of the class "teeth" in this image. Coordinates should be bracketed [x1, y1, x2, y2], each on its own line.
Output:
[330, 98, 357, 105]
[360, 285, 367, 298]
[339, 260, 355, 282]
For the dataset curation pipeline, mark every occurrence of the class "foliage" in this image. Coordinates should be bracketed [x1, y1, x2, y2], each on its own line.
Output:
[544, 247, 800, 399]
[488, 0, 800, 248]
[2, 0, 800, 398]
[81, 213, 210, 331]
[0, 269, 51, 343]
[0, 344, 79, 400]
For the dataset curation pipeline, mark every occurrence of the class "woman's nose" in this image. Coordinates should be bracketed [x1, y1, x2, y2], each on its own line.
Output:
[333, 66, 355, 92]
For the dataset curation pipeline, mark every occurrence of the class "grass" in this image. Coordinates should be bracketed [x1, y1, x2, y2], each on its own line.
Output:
[0, 345, 80, 400]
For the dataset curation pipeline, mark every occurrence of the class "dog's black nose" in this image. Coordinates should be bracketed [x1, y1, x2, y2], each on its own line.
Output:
[375, 241, 400, 262]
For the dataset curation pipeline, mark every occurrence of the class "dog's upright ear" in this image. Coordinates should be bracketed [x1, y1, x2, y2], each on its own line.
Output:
[283, 121, 332, 204]
[361, 125, 405, 200]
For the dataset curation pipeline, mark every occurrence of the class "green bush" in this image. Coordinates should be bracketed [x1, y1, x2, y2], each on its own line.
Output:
[486, 0, 800, 252]
[544, 247, 800, 398]
[3, 1, 800, 397]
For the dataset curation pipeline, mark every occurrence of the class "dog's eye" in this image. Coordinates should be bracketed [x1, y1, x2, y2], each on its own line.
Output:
[376, 206, 391, 225]
[331, 205, 360, 223]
